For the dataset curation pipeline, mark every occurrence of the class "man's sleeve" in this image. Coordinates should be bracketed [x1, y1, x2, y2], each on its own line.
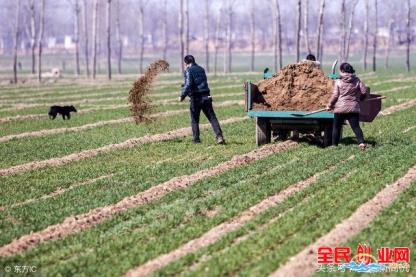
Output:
[181, 70, 193, 98]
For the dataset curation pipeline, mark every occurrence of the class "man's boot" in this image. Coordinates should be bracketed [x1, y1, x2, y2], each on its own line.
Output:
[216, 136, 225, 145]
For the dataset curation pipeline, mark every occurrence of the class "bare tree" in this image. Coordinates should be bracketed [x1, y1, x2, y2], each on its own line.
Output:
[213, 8, 223, 76]
[92, 0, 98, 79]
[204, 0, 210, 71]
[304, 0, 311, 54]
[250, 0, 255, 71]
[345, 0, 359, 61]
[37, 0, 45, 82]
[385, 19, 394, 70]
[372, 0, 378, 72]
[184, 0, 189, 54]
[72, 0, 81, 76]
[363, 0, 369, 70]
[106, 0, 112, 80]
[224, 0, 236, 73]
[339, 0, 346, 61]
[26, 0, 37, 74]
[138, 0, 148, 74]
[162, 0, 168, 60]
[179, 0, 185, 72]
[296, 0, 301, 62]
[316, 0, 325, 61]
[272, 0, 282, 71]
[115, 0, 122, 74]
[82, 0, 90, 77]
[406, 0, 411, 72]
[13, 0, 22, 84]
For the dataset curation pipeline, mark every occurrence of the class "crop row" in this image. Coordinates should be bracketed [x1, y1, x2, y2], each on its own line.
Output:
[0, 105, 414, 276]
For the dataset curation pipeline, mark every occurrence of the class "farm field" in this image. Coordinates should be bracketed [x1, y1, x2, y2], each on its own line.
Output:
[0, 69, 415, 277]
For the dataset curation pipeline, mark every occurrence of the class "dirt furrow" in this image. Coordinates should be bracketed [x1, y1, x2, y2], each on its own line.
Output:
[1, 84, 242, 104]
[376, 85, 413, 94]
[0, 99, 243, 124]
[0, 174, 114, 212]
[270, 164, 416, 277]
[403, 126, 416, 133]
[124, 157, 354, 277]
[0, 141, 297, 257]
[380, 99, 416, 115]
[0, 92, 243, 112]
[372, 77, 416, 86]
[0, 117, 247, 178]
[0, 105, 127, 123]
[0, 101, 244, 142]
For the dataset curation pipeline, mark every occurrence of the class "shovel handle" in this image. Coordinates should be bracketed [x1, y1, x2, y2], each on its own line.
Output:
[364, 96, 386, 101]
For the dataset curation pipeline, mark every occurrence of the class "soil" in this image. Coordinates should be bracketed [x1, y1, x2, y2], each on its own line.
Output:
[254, 62, 333, 111]
[128, 60, 169, 123]
[271, 165, 416, 277]
[0, 139, 294, 257]
[0, 117, 246, 177]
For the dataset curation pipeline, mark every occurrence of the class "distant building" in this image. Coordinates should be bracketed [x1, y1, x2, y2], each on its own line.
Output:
[64, 35, 75, 49]
[48, 37, 57, 49]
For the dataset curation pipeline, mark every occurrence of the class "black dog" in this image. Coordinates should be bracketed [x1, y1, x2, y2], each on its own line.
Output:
[48, 105, 77, 120]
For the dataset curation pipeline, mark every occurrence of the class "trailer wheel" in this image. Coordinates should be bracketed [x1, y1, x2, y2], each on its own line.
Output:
[323, 123, 333, 147]
[273, 129, 289, 141]
[256, 118, 271, 146]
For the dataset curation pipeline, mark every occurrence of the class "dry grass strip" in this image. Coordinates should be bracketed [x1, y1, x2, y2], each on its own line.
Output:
[0, 141, 296, 257]
[123, 156, 355, 277]
[0, 117, 247, 177]
[270, 164, 416, 277]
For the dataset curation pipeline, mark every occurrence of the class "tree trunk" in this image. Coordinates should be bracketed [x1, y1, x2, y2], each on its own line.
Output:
[304, 0, 311, 54]
[13, 0, 21, 84]
[214, 9, 221, 76]
[204, 0, 210, 72]
[138, 1, 145, 74]
[271, 0, 282, 71]
[106, 0, 112, 80]
[406, 0, 411, 72]
[74, 0, 81, 76]
[29, 0, 36, 74]
[339, 0, 346, 62]
[92, 0, 98, 79]
[296, 0, 301, 62]
[37, 0, 45, 83]
[115, 0, 122, 74]
[345, 0, 359, 61]
[316, 0, 325, 62]
[363, 0, 369, 70]
[225, 0, 234, 73]
[372, 0, 378, 72]
[179, 0, 185, 72]
[184, 0, 189, 54]
[83, 0, 90, 77]
[385, 19, 394, 70]
[162, 0, 168, 60]
[250, 0, 255, 72]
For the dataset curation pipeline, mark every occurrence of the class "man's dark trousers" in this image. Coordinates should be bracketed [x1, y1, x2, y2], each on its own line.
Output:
[190, 95, 223, 142]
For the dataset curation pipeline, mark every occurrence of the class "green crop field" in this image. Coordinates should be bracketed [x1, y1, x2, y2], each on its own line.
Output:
[0, 58, 415, 277]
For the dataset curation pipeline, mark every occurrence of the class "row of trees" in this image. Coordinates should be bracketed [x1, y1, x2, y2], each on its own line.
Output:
[7, 0, 415, 83]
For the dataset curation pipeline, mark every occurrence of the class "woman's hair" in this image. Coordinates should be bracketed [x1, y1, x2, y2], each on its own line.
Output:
[340, 62, 355, 74]
[306, 54, 316, 61]
[264, 67, 270, 74]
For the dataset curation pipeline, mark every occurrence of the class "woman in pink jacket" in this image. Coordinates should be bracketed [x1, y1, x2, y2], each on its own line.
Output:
[327, 63, 369, 150]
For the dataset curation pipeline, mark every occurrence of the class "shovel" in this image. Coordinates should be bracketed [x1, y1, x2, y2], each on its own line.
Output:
[291, 108, 327, 117]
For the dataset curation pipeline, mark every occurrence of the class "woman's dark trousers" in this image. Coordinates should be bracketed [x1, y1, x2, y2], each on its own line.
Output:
[332, 112, 365, 146]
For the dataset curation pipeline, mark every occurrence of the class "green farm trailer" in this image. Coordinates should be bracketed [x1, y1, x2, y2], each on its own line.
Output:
[244, 81, 383, 147]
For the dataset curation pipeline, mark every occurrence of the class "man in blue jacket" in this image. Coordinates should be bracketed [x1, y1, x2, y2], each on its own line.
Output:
[180, 55, 225, 144]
